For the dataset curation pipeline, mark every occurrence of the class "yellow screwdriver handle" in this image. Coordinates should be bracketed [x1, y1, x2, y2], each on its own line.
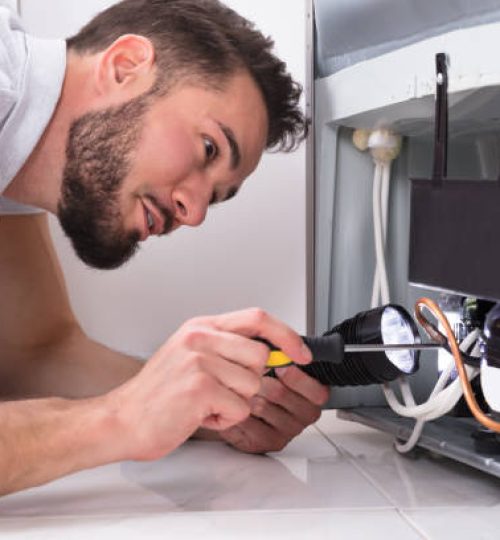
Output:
[266, 350, 294, 368]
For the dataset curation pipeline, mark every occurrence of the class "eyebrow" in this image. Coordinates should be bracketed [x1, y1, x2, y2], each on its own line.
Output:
[217, 122, 241, 170]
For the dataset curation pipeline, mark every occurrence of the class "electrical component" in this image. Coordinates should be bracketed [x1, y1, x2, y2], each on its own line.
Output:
[480, 304, 500, 414]
[381, 297, 485, 453]
[416, 297, 500, 433]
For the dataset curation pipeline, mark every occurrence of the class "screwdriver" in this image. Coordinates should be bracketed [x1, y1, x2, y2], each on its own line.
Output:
[263, 334, 441, 368]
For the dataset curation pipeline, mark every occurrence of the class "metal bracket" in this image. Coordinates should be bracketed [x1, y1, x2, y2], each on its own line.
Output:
[432, 52, 448, 182]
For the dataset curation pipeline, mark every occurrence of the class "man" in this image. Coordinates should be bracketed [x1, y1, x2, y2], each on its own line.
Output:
[0, 0, 329, 496]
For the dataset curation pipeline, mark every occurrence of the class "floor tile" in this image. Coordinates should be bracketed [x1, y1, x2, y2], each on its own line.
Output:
[0, 425, 390, 518]
[0, 508, 424, 540]
[402, 508, 500, 540]
[316, 411, 500, 509]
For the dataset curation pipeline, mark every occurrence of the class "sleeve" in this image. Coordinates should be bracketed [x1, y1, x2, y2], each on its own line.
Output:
[0, 6, 18, 134]
[0, 5, 43, 215]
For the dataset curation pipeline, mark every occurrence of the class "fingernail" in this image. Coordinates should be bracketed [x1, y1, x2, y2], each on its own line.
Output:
[302, 343, 313, 362]
[275, 367, 288, 378]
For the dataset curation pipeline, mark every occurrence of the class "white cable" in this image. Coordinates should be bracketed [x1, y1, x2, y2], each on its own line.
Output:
[371, 162, 383, 307]
[381, 162, 391, 242]
[354, 128, 401, 309]
[384, 364, 478, 420]
[471, 342, 481, 358]
[366, 132, 417, 414]
[389, 329, 481, 452]
[372, 160, 390, 305]
[384, 330, 480, 417]
[394, 360, 456, 453]
[398, 376, 416, 407]
[371, 161, 392, 307]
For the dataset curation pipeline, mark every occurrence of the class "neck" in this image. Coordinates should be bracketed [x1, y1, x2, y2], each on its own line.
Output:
[4, 52, 90, 214]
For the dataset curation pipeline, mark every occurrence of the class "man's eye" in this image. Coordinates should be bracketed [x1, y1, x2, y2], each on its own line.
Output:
[203, 137, 218, 162]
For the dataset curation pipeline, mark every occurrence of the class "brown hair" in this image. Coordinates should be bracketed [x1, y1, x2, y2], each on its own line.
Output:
[67, 0, 308, 152]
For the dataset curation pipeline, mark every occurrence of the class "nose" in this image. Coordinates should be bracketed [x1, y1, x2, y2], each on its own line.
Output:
[172, 188, 208, 227]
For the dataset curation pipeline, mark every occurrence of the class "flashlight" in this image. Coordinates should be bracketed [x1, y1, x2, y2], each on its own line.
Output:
[264, 304, 431, 386]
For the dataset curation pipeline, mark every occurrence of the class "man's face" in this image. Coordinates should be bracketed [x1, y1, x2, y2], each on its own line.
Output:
[57, 71, 268, 269]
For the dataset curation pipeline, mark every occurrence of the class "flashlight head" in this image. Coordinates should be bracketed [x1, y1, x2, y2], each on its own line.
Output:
[381, 306, 420, 374]
[303, 304, 420, 386]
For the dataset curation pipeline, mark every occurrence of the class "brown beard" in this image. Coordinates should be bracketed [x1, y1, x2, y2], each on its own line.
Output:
[58, 92, 155, 269]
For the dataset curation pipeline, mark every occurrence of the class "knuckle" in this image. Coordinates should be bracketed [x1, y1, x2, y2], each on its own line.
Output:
[187, 351, 206, 369]
[308, 406, 322, 424]
[239, 378, 261, 401]
[251, 343, 269, 370]
[186, 370, 212, 395]
[268, 380, 287, 403]
[181, 327, 207, 350]
[247, 376, 262, 397]
[252, 396, 267, 417]
[321, 386, 331, 404]
[247, 307, 268, 326]
[235, 402, 251, 423]
[271, 438, 288, 452]
[313, 385, 330, 406]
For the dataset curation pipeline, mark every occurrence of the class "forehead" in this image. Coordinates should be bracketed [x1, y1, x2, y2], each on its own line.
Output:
[152, 71, 269, 177]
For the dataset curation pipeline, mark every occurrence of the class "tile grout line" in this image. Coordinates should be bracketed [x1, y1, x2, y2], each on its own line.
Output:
[396, 509, 431, 540]
[0, 506, 424, 522]
[314, 423, 404, 507]
[314, 423, 431, 538]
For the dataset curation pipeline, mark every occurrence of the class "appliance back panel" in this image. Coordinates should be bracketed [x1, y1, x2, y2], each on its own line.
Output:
[409, 179, 500, 301]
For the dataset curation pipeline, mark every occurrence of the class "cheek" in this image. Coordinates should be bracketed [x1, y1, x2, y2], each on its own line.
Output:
[129, 124, 196, 191]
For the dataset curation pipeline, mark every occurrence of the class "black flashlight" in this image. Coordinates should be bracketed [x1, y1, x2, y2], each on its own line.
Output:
[265, 305, 426, 386]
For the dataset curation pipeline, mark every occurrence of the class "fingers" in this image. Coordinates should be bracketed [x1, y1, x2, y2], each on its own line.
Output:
[221, 416, 286, 453]
[196, 352, 263, 400]
[178, 324, 270, 376]
[259, 376, 324, 428]
[250, 394, 304, 437]
[274, 366, 330, 406]
[200, 378, 251, 432]
[219, 370, 330, 454]
[195, 308, 312, 366]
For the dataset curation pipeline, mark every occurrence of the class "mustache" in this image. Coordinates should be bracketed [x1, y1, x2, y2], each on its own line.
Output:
[144, 194, 175, 234]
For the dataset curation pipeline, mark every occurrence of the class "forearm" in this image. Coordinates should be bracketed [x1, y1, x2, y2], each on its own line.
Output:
[0, 328, 143, 400]
[0, 395, 123, 496]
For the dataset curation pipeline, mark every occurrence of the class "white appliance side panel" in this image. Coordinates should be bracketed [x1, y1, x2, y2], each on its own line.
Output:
[316, 20, 500, 130]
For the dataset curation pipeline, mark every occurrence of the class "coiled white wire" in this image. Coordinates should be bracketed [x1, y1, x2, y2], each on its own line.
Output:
[367, 134, 481, 453]
[385, 329, 481, 453]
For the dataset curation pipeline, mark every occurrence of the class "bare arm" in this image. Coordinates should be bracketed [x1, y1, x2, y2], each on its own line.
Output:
[0, 395, 124, 495]
[0, 214, 142, 400]
[0, 214, 140, 494]
[0, 214, 313, 495]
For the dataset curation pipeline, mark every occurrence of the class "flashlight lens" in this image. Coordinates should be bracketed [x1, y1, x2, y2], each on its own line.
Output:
[381, 306, 417, 374]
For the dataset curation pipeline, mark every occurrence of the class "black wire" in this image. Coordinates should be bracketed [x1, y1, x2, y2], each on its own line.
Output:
[449, 346, 480, 368]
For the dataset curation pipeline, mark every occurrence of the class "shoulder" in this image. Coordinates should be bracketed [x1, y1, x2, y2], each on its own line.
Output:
[0, 6, 26, 116]
[0, 5, 26, 74]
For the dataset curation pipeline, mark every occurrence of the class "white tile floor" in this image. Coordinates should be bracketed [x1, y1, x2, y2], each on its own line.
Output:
[0, 410, 499, 539]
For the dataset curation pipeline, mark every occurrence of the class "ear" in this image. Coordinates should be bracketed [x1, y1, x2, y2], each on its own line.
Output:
[95, 34, 156, 97]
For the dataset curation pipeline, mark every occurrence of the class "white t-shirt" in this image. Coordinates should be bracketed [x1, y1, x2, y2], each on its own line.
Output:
[0, 5, 66, 214]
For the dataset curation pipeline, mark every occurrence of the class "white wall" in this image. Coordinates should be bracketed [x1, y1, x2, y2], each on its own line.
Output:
[1, 0, 17, 11]
[20, 0, 308, 358]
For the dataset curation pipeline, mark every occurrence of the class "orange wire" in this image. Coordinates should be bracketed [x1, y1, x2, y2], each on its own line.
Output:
[415, 297, 500, 433]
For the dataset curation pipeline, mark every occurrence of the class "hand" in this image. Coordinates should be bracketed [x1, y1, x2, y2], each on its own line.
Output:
[218, 365, 330, 454]
[105, 308, 311, 462]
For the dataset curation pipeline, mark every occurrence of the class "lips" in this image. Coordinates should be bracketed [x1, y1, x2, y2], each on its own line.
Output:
[141, 197, 166, 239]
